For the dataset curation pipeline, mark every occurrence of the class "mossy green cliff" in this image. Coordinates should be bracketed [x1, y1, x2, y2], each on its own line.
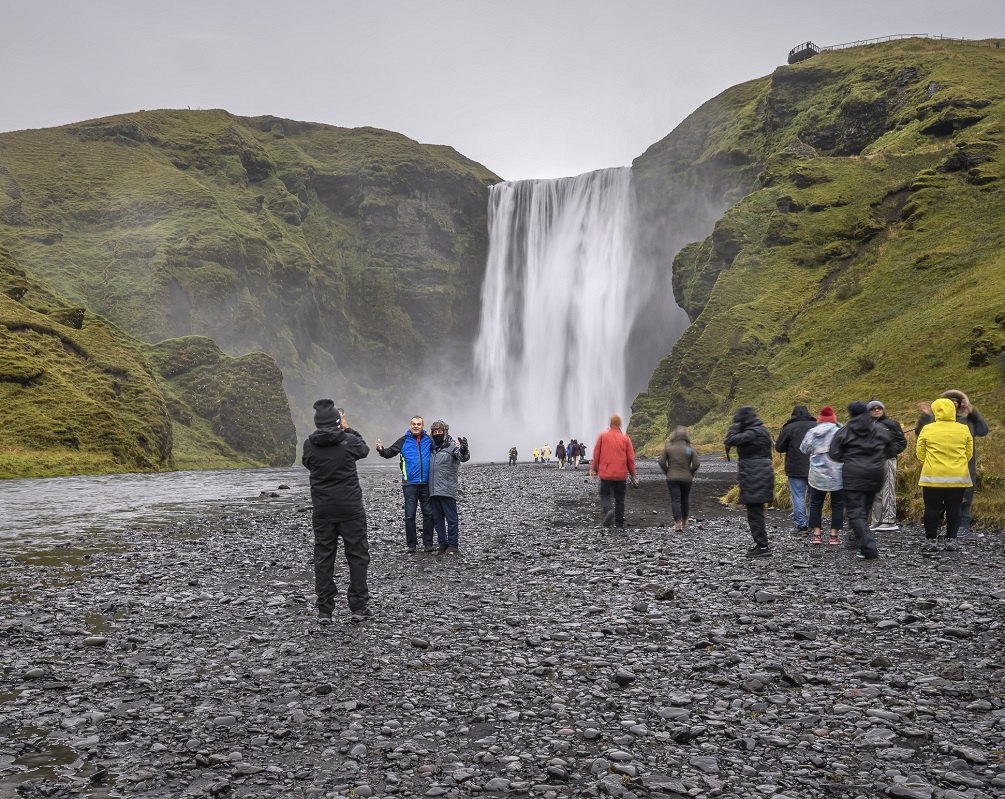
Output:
[0, 110, 499, 442]
[629, 39, 1005, 465]
[1, 245, 295, 478]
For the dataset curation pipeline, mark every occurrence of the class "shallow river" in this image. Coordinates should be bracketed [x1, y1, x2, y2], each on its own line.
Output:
[0, 463, 399, 553]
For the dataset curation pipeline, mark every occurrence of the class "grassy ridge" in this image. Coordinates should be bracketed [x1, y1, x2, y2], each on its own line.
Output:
[0, 110, 500, 441]
[629, 39, 1005, 525]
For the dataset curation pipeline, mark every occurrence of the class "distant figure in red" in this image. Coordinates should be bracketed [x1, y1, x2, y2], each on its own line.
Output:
[590, 415, 638, 530]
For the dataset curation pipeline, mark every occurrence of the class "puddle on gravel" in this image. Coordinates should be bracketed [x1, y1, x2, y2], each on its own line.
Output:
[0, 727, 121, 797]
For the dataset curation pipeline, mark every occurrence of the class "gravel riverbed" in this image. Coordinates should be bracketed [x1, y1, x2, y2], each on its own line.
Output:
[2, 459, 1005, 799]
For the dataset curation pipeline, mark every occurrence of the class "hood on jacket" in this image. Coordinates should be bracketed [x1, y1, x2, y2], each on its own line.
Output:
[932, 397, 957, 422]
[845, 411, 875, 435]
[785, 405, 813, 424]
[940, 389, 969, 407]
[670, 426, 691, 444]
[309, 427, 346, 447]
[732, 406, 762, 427]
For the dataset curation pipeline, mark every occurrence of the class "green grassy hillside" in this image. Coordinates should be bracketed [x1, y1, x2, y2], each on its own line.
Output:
[0, 246, 295, 478]
[0, 110, 499, 441]
[629, 38, 1005, 524]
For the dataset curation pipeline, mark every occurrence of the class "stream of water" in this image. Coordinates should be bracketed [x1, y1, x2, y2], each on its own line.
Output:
[0, 463, 398, 552]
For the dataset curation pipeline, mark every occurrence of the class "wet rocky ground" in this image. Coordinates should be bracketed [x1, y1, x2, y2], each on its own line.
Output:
[2, 459, 1005, 799]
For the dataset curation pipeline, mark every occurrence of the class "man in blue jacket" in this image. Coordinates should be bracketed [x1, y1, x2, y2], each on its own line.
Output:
[377, 416, 434, 553]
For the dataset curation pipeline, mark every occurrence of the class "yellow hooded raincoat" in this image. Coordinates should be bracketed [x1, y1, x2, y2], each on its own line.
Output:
[916, 398, 974, 488]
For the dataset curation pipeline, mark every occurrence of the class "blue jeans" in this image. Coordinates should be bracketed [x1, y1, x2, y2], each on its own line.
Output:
[788, 477, 808, 529]
[431, 495, 460, 547]
[402, 483, 434, 548]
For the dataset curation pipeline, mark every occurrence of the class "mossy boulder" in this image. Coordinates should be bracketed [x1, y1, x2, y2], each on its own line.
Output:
[145, 336, 296, 468]
[0, 249, 296, 477]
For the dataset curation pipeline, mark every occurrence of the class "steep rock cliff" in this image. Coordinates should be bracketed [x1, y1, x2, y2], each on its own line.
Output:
[630, 38, 1005, 451]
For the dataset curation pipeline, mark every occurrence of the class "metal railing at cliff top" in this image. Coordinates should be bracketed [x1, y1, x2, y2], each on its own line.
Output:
[788, 33, 1001, 64]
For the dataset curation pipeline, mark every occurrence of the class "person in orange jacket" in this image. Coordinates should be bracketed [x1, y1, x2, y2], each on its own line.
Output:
[590, 414, 638, 529]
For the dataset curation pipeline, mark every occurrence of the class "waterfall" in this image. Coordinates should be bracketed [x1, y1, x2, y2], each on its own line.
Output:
[473, 168, 639, 452]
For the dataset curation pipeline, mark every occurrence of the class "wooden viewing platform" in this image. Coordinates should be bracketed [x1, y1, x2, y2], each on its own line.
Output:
[787, 33, 1000, 65]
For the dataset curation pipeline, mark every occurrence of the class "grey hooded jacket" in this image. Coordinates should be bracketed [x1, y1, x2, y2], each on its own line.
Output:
[428, 435, 471, 498]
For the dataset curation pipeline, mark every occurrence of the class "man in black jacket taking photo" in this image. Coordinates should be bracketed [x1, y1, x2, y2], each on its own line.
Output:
[301, 399, 373, 625]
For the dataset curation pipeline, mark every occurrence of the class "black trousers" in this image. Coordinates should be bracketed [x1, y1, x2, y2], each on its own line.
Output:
[599, 479, 628, 527]
[844, 490, 878, 558]
[745, 503, 767, 547]
[313, 512, 370, 614]
[666, 480, 692, 522]
[922, 486, 966, 539]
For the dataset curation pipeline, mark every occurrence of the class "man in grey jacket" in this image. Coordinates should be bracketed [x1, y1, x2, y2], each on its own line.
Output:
[428, 421, 470, 554]
[866, 400, 907, 532]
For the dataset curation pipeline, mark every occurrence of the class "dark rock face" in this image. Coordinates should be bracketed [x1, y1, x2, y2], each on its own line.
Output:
[3, 459, 1005, 797]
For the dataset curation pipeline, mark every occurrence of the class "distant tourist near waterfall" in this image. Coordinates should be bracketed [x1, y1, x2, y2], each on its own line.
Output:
[474, 168, 639, 447]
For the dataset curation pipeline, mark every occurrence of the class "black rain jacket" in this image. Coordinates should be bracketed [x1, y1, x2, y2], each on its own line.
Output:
[724, 406, 775, 505]
[774, 405, 816, 478]
[302, 426, 370, 520]
[827, 414, 895, 492]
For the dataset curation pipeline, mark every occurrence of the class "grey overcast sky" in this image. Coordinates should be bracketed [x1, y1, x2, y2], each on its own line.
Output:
[2, 1, 1002, 180]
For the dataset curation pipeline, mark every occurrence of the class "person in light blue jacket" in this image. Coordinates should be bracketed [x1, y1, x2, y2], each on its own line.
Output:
[799, 405, 844, 546]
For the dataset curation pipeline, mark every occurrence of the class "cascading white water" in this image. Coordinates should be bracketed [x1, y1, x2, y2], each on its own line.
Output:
[473, 168, 637, 452]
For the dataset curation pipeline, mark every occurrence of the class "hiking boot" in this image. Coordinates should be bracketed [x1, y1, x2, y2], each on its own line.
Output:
[406, 546, 416, 554]
[795, 526, 810, 534]
[943, 538, 959, 552]
[445, 546, 459, 555]
[437, 544, 449, 554]
[745, 545, 771, 558]
[921, 539, 939, 553]
[603, 509, 615, 528]
[957, 526, 972, 538]
[856, 551, 879, 560]
[422, 544, 436, 553]
[350, 606, 375, 624]
[318, 612, 333, 626]
[873, 523, 899, 532]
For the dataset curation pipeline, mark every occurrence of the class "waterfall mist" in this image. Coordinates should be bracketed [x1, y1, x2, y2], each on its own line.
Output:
[457, 168, 651, 458]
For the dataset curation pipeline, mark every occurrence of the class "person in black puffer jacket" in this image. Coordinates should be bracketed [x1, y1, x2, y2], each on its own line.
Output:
[724, 406, 776, 558]
[828, 401, 896, 560]
[301, 400, 372, 625]
[774, 405, 816, 534]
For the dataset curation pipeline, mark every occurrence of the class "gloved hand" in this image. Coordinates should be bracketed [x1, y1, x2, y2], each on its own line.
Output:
[459, 436, 468, 452]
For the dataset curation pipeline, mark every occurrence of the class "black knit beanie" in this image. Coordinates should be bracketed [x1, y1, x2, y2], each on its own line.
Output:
[847, 401, 868, 417]
[313, 399, 341, 429]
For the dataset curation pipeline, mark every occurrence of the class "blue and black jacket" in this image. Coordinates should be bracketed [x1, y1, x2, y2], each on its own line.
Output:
[378, 429, 432, 484]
